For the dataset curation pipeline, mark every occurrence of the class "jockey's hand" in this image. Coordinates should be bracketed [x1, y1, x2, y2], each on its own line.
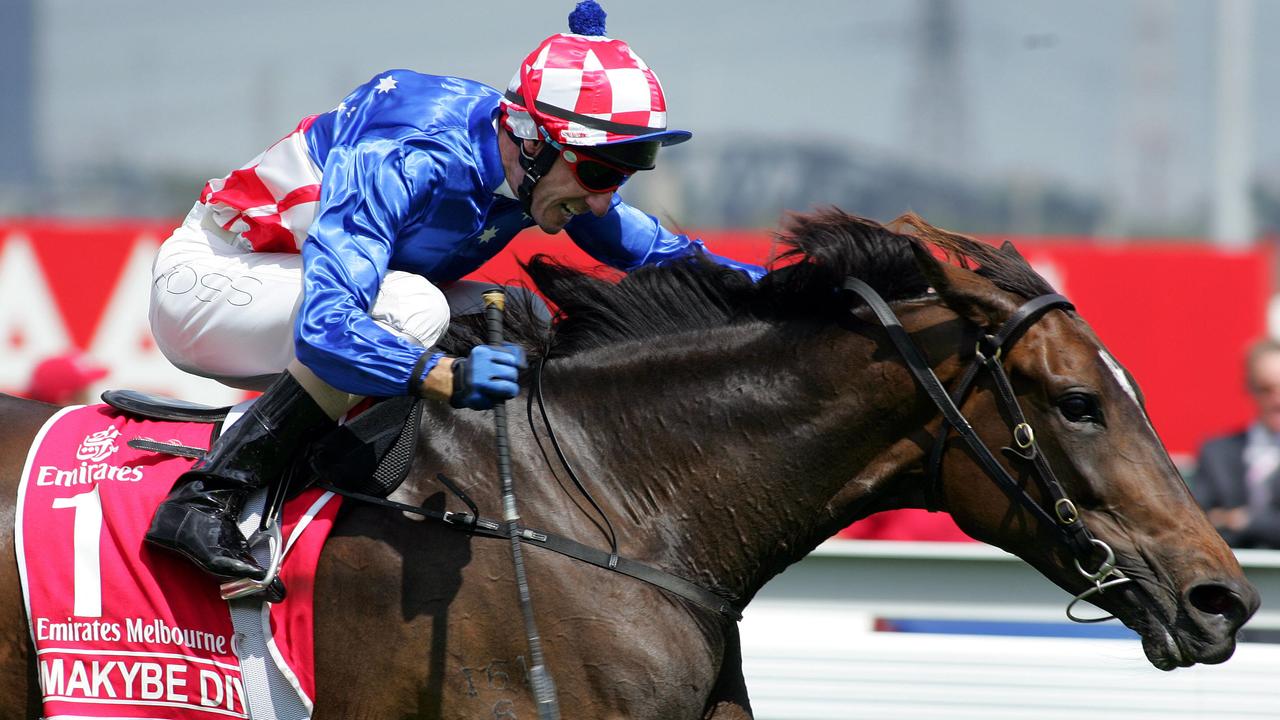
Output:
[450, 343, 527, 410]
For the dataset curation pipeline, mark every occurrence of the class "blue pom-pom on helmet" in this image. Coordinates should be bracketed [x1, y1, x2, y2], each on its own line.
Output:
[568, 0, 607, 36]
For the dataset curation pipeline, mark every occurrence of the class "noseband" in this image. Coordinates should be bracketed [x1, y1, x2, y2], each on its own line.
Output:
[842, 277, 1131, 622]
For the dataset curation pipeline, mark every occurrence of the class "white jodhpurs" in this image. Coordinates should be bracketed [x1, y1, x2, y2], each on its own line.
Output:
[150, 203, 452, 391]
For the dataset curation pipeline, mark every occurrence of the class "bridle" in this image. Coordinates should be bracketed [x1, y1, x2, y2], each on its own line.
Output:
[842, 277, 1132, 623]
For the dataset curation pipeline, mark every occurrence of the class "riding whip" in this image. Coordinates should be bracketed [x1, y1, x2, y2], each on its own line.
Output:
[483, 289, 561, 720]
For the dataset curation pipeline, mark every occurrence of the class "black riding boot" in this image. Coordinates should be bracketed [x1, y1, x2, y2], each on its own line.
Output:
[145, 371, 334, 580]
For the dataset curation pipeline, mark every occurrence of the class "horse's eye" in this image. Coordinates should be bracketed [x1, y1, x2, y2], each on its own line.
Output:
[1057, 392, 1103, 425]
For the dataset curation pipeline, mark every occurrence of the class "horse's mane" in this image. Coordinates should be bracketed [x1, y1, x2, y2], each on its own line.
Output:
[440, 208, 1055, 357]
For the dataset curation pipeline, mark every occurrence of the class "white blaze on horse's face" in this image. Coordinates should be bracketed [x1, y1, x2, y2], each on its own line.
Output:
[1098, 350, 1158, 433]
[1098, 350, 1137, 404]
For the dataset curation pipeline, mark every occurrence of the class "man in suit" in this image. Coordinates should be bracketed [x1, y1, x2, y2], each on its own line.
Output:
[1193, 338, 1280, 548]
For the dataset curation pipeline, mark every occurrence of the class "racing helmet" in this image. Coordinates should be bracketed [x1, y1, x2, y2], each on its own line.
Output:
[501, 1, 690, 206]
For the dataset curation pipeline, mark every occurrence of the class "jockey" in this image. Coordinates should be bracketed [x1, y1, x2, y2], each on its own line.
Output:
[144, 0, 764, 583]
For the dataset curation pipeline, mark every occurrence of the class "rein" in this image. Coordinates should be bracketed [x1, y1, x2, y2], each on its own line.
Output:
[313, 357, 744, 621]
[842, 277, 1132, 623]
[315, 478, 743, 620]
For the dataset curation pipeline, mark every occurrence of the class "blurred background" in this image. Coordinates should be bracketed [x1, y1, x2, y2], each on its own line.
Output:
[4, 0, 1278, 236]
[3, 1, 1279, 715]
[2, 0, 1276, 438]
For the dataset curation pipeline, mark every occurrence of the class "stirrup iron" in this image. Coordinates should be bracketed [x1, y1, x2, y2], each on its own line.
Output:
[220, 521, 284, 600]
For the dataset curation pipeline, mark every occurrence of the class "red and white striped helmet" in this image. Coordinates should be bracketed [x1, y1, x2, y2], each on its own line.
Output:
[501, 2, 691, 168]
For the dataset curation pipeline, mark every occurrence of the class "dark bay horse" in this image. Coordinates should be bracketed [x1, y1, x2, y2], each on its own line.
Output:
[0, 209, 1259, 719]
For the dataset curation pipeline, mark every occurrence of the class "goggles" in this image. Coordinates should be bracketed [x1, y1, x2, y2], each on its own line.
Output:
[540, 128, 634, 193]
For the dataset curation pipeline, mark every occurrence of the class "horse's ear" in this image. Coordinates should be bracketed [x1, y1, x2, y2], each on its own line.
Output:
[999, 240, 1025, 261]
[997, 240, 1046, 281]
[908, 240, 1018, 328]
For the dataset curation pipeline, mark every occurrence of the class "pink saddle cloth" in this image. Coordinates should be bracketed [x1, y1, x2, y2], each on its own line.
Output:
[16, 404, 341, 719]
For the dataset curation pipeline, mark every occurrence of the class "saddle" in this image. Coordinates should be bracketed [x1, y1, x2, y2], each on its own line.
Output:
[102, 389, 423, 499]
[103, 389, 425, 600]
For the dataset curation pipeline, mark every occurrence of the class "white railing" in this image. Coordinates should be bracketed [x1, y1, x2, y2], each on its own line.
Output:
[740, 540, 1280, 720]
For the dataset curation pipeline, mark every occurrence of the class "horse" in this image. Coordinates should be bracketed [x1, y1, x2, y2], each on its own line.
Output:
[0, 208, 1258, 719]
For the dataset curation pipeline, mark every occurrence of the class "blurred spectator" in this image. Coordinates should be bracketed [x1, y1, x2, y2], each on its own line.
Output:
[23, 350, 109, 406]
[1192, 339, 1280, 549]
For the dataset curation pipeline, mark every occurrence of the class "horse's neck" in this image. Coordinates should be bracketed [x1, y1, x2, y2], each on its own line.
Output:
[541, 304, 961, 604]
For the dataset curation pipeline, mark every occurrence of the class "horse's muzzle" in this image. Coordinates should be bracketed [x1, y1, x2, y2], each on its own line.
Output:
[1136, 577, 1259, 670]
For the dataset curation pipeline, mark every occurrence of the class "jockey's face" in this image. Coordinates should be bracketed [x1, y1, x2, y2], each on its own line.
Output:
[507, 137, 615, 234]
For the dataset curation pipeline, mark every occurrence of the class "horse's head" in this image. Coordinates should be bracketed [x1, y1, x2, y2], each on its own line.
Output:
[909, 236, 1259, 670]
[488, 208, 1257, 671]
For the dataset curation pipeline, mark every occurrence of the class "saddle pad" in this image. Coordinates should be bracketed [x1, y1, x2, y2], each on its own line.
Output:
[15, 404, 341, 719]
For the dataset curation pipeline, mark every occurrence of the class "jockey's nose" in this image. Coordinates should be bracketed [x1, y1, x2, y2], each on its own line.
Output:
[587, 192, 612, 217]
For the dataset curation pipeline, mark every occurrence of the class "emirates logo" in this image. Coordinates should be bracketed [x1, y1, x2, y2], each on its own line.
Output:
[75, 426, 121, 463]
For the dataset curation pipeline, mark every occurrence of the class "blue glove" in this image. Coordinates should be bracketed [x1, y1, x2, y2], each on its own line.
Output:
[449, 343, 527, 410]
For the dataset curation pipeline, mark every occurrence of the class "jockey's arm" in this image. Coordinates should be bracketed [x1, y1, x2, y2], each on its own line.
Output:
[416, 347, 524, 410]
[565, 194, 766, 280]
[417, 357, 457, 401]
[297, 141, 439, 397]
[297, 136, 526, 408]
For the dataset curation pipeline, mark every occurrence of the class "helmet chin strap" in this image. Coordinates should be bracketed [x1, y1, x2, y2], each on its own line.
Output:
[511, 131, 560, 216]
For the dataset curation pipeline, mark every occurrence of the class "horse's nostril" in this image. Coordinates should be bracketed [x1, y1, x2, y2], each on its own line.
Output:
[1188, 583, 1248, 626]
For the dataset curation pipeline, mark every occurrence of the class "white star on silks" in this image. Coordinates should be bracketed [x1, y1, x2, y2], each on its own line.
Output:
[476, 226, 499, 244]
[375, 75, 398, 93]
